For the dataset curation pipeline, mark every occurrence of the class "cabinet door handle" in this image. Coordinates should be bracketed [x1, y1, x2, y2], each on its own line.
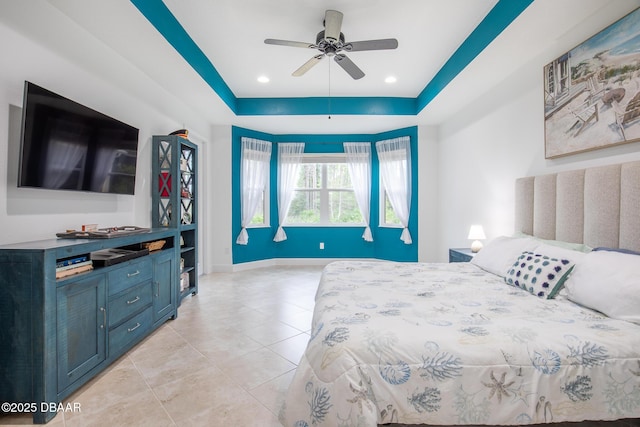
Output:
[155, 281, 159, 297]
[127, 322, 141, 333]
[127, 270, 140, 278]
[99, 307, 106, 329]
[127, 296, 140, 305]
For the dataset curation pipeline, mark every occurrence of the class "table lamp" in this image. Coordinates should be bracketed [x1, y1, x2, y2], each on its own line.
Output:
[468, 225, 486, 253]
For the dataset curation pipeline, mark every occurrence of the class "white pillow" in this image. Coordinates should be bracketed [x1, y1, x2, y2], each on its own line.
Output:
[513, 232, 593, 253]
[531, 243, 588, 264]
[471, 235, 539, 277]
[565, 250, 640, 324]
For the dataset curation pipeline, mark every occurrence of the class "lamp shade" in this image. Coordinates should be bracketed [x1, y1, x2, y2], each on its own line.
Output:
[467, 225, 486, 240]
[468, 225, 486, 253]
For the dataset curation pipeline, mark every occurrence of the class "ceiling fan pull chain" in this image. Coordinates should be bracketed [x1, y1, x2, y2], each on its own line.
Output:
[328, 59, 332, 119]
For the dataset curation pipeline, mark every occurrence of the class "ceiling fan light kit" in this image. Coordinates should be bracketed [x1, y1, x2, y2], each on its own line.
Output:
[264, 9, 398, 80]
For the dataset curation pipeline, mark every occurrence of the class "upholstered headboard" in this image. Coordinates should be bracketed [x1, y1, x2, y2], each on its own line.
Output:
[515, 161, 640, 252]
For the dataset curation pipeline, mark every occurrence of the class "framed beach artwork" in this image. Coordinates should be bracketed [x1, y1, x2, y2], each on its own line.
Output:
[544, 7, 640, 158]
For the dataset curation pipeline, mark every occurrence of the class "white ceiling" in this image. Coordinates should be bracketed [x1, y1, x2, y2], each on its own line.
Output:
[164, 0, 497, 98]
[2, 0, 638, 135]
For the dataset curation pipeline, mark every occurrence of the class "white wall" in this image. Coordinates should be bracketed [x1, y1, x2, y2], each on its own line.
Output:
[0, 21, 210, 252]
[417, 125, 439, 262]
[434, 1, 640, 262]
[205, 125, 233, 273]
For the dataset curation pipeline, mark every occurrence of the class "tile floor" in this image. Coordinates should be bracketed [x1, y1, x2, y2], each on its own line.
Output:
[2, 265, 639, 427]
[1, 265, 324, 427]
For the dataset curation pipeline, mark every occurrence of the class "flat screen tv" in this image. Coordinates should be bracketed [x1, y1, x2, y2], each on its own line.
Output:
[18, 81, 139, 195]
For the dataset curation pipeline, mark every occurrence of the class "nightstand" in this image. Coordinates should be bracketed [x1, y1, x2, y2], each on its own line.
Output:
[449, 248, 474, 263]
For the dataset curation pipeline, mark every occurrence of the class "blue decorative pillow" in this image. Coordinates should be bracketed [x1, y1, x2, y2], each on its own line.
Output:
[505, 251, 575, 299]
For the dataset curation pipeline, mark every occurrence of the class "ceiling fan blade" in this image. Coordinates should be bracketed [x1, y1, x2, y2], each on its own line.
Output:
[323, 10, 343, 43]
[292, 54, 325, 77]
[334, 54, 365, 80]
[265, 39, 316, 49]
[346, 38, 398, 52]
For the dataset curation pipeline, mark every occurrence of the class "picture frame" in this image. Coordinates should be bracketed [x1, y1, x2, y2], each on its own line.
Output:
[544, 7, 640, 158]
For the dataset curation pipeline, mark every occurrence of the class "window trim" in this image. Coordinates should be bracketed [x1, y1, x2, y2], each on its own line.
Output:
[378, 184, 403, 228]
[247, 160, 270, 229]
[247, 187, 270, 228]
[299, 153, 346, 164]
[284, 154, 364, 226]
[377, 147, 408, 228]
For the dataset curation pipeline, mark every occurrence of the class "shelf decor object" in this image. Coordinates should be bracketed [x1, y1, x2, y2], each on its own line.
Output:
[152, 135, 198, 303]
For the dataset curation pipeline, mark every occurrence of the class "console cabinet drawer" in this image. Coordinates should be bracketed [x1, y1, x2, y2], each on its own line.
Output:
[0, 229, 179, 424]
[109, 307, 152, 357]
[109, 282, 153, 327]
[108, 258, 152, 295]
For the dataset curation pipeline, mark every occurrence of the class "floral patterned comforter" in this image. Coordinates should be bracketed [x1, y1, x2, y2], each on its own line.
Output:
[280, 261, 640, 426]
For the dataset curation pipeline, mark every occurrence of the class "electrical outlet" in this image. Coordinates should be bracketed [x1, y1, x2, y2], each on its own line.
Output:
[319, 242, 325, 250]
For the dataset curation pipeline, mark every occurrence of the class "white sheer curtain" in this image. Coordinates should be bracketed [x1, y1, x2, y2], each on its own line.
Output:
[344, 142, 373, 242]
[273, 142, 305, 242]
[91, 148, 119, 192]
[45, 139, 87, 189]
[376, 136, 412, 244]
[236, 137, 272, 245]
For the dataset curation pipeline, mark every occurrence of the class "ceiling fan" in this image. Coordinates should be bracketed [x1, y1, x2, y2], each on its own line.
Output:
[264, 10, 398, 80]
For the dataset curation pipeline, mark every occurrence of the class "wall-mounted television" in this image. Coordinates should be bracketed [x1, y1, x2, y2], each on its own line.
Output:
[18, 81, 139, 195]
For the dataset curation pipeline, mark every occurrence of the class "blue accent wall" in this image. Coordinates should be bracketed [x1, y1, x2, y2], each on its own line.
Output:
[232, 126, 418, 264]
[236, 97, 416, 116]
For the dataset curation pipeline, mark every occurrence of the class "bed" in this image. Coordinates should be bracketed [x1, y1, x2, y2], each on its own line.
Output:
[279, 161, 640, 427]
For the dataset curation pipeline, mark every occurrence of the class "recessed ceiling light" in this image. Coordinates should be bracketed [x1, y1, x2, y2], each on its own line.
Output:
[257, 75, 270, 83]
[385, 76, 397, 84]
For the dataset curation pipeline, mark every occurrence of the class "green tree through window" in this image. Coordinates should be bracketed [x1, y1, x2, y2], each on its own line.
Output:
[286, 161, 363, 225]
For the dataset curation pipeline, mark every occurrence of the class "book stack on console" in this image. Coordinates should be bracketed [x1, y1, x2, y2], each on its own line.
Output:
[56, 255, 93, 279]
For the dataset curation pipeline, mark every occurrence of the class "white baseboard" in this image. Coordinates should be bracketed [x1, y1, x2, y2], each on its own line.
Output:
[209, 258, 379, 273]
[208, 264, 236, 273]
[275, 258, 337, 266]
[232, 258, 277, 272]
